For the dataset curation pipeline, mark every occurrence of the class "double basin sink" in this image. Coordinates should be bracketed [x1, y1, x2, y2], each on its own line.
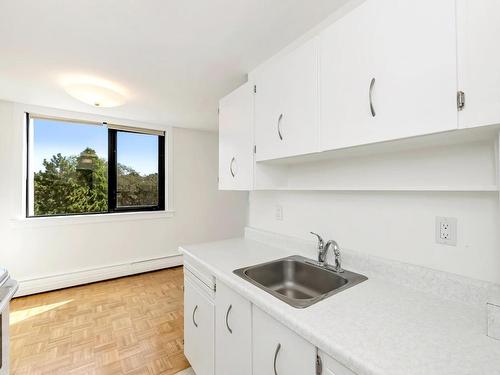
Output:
[233, 255, 367, 308]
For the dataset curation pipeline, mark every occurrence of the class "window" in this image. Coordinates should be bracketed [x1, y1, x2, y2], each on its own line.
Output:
[27, 114, 165, 217]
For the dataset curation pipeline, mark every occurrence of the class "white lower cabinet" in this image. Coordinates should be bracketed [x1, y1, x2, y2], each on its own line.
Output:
[184, 272, 215, 375]
[318, 350, 356, 375]
[183, 265, 356, 375]
[215, 281, 252, 375]
[252, 306, 316, 375]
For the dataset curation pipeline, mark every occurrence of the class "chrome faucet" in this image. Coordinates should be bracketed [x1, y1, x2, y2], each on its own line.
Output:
[310, 232, 344, 273]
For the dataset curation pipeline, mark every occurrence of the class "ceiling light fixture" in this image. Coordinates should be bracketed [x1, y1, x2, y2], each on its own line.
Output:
[60, 74, 127, 108]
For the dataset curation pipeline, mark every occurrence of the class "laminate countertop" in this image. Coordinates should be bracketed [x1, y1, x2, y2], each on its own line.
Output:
[180, 237, 500, 375]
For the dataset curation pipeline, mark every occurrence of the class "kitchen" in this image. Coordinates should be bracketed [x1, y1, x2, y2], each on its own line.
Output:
[0, 0, 499, 374]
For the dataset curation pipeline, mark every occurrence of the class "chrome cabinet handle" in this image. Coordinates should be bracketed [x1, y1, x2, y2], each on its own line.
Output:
[229, 157, 236, 178]
[273, 343, 281, 375]
[192, 305, 198, 327]
[316, 355, 323, 375]
[369, 77, 376, 117]
[225, 304, 233, 334]
[277, 113, 284, 140]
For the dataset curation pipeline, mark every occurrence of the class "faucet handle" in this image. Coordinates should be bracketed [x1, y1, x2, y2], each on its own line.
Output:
[310, 232, 324, 250]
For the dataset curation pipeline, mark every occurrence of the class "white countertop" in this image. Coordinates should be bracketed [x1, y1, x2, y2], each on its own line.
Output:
[180, 237, 500, 375]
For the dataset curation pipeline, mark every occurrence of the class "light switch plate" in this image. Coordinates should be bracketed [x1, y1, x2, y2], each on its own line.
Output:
[435, 216, 457, 246]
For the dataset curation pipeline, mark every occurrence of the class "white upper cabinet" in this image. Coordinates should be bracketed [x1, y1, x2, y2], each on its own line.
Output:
[320, 0, 377, 150]
[457, 0, 500, 128]
[220, 0, 495, 171]
[218, 82, 254, 190]
[374, 0, 458, 139]
[255, 37, 320, 161]
[320, 0, 458, 150]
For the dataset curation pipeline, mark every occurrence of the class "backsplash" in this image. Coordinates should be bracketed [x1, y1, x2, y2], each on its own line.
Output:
[248, 190, 500, 285]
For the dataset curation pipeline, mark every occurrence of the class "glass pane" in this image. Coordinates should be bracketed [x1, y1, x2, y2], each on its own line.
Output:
[31, 118, 108, 216]
[116, 131, 159, 207]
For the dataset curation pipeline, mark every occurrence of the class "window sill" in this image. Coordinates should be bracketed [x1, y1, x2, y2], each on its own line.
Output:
[10, 210, 176, 228]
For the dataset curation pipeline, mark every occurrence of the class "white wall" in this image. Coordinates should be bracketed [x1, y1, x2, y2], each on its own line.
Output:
[0, 100, 248, 288]
[249, 190, 500, 284]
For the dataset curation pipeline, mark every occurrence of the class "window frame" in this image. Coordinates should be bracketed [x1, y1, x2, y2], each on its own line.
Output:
[108, 128, 165, 213]
[26, 113, 166, 218]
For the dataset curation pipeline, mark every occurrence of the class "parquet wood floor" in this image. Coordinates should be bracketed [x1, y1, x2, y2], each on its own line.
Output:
[9, 267, 190, 375]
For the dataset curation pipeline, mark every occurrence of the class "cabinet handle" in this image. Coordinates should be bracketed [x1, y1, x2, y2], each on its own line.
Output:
[277, 113, 284, 140]
[316, 355, 323, 375]
[273, 343, 281, 375]
[225, 304, 233, 334]
[230, 157, 236, 178]
[369, 77, 376, 117]
[192, 305, 198, 327]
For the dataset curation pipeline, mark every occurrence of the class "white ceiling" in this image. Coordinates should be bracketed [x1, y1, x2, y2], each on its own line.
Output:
[0, 0, 347, 130]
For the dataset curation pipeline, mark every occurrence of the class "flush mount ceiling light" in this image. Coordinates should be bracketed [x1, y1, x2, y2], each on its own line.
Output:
[60, 74, 127, 108]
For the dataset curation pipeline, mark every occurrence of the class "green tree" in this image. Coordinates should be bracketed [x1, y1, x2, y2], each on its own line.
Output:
[34, 149, 108, 215]
[117, 163, 158, 207]
[34, 147, 158, 215]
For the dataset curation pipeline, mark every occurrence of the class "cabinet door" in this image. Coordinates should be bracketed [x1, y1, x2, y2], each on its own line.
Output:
[218, 82, 254, 190]
[252, 306, 316, 375]
[184, 277, 214, 375]
[255, 37, 319, 161]
[321, 0, 457, 150]
[373, 0, 458, 140]
[457, 0, 500, 128]
[318, 350, 357, 375]
[215, 282, 252, 375]
[320, 0, 378, 150]
[254, 55, 285, 161]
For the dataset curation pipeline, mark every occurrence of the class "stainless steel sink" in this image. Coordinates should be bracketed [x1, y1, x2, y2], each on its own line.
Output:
[233, 255, 367, 308]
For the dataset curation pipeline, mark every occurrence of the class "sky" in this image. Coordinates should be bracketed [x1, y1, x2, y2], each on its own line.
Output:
[33, 119, 159, 175]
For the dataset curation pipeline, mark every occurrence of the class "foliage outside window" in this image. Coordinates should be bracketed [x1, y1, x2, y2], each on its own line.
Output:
[27, 115, 165, 217]
[116, 131, 160, 208]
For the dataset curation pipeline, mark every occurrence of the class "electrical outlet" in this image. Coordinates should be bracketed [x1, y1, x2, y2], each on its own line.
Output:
[275, 205, 283, 221]
[435, 216, 457, 246]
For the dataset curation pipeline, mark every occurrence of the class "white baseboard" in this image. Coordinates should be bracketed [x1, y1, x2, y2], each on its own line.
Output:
[15, 254, 184, 297]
